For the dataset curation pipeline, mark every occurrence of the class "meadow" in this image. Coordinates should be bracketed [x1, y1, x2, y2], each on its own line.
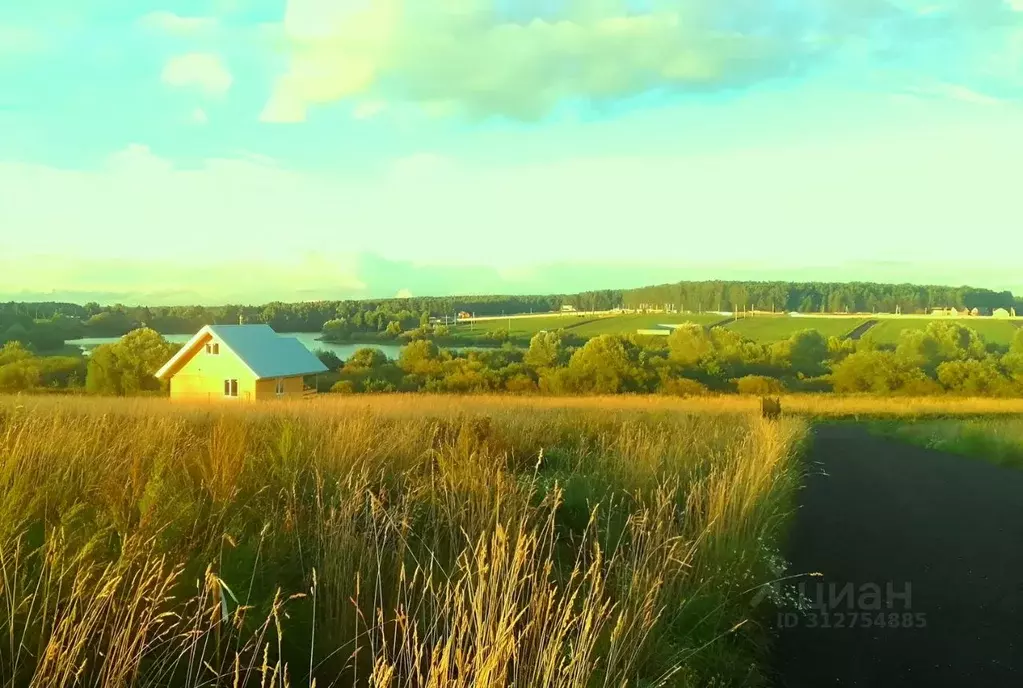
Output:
[566, 313, 729, 338]
[0, 394, 807, 687]
[441, 313, 728, 344]
[443, 314, 601, 341]
[864, 318, 1021, 346]
[721, 317, 867, 342]
[869, 416, 1023, 469]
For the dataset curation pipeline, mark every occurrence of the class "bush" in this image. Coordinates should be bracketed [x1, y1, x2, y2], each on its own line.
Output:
[504, 373, 539, 394]
[734, 375, 785, 395]
[330, 380, 357, 394]
[660, 377, 710, 397]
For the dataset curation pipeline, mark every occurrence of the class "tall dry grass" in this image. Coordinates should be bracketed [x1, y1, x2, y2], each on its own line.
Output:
[0, 395, 807, 687]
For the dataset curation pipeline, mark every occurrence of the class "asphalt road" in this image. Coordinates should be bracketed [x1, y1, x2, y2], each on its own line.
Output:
[771, 425, 1023, 687]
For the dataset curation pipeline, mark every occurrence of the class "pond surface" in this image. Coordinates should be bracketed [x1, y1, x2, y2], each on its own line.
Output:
[65, 332, 406, 361]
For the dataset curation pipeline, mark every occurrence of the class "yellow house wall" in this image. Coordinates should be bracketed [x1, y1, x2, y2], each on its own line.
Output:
[254, 376, 308, 401]
[169, 337, 259, 402]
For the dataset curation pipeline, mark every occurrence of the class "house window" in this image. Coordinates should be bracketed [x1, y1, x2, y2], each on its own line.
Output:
[205, 342, 220, 355]
[275, 378, 285, 397]
[224, 379, 238, 397]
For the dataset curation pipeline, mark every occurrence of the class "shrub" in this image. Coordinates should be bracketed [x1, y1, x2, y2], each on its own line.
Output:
[660, 377, 710, 397]
[330, 380, 357, 394]
[734, 375, 785, 395]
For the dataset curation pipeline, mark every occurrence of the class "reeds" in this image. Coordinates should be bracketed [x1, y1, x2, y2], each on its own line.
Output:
[0, 395, 807, 687]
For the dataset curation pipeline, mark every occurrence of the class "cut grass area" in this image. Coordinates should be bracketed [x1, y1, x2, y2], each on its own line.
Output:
[568, 312, 728, 337]
[0, 394, 808, 687]
[722, 317, 867, 342]
[443, 312, 725, 342]
[864, 318, 1021, 346]
[443, 314, 600, 341]
[868, 417, 1023, 470]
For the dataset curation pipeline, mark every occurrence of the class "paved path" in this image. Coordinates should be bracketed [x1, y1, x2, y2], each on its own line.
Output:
[771, 425, 1023, 687]
[845, 319, 879, 340]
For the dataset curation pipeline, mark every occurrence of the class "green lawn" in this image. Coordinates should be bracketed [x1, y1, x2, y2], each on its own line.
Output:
[721, 316, 867, 342]
[865, 319, 1021, 346]
[444, 314, 600, 341]
[444, 312, 725, 342]
[567, 312, 728, 337]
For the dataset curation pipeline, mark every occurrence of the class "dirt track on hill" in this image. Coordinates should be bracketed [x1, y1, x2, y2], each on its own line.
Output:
[845, 319, 879, 340]
[770, 425, 1023, 687]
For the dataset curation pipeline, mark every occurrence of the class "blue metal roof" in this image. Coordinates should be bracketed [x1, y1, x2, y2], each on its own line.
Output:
[207, 325, 329, 379]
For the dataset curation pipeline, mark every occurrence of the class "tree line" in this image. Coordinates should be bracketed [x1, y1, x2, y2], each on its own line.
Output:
[621, 281, 1020, 314]
[4, 320, 1023, 398]
[3, 279, 1021, 353]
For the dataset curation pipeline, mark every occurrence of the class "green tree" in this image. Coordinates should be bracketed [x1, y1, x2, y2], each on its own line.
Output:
[567, 335, 653, 394]
[85, 345, 123, 395]
[346, 347, 389, 370]
[315, 349, 343, 371]
[0, 341, 33, 366]
[524, 331, 566, 370]
[666, 325, 713, 367]
[787, 329, 829, 376]
[321, 318, 349, 341]
[896, 322, 985, 372]
[385, 321, 402, 337]
[85, 328, 177, 395]
[0, 359, 41, 392]
[936, 358, 1012, 396]
[830, 350, 939, 395]
[398, 340, 443, 377]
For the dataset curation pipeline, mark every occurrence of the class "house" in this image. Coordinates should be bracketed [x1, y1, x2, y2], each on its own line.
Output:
[992, 308, 1011, 319]
[155, 324, 328, 402]
[560, 304, 578, 312]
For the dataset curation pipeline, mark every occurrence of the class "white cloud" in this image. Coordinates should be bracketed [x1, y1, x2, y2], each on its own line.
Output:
[140, 11, 218, 36]
[191, 107, 209, 124]
[263, 0, 797, 122]
[395, 288, 413, 298]
[162, 53, 233, 95]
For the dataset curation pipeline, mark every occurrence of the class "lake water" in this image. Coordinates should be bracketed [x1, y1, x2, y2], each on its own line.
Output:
[65, 332, 406, 361]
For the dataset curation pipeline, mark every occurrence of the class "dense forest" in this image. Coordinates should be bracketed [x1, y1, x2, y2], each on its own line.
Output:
[621, 281, 1019, 314]
[2, 280, 1021, 352]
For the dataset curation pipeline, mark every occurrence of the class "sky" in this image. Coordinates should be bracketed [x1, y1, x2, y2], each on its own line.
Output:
[1, 0, 1022, 305]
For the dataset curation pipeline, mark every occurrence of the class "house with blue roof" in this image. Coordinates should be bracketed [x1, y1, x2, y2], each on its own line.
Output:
[155, 324, 329, 401]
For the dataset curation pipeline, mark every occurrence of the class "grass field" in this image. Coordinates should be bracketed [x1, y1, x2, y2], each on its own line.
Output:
[0, 394, 808, 687]
[444, 313, 601, 341]
[567, 312, 729, 337]
[870, 417, 1023, 469]
[721, 317, 868, 342]
[864, 318, 1022, 346]
[444, 312, 727, 343]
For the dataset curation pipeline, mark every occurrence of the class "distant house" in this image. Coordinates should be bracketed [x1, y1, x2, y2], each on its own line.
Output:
[457, 311, 472, 320]
[155, 324, 328, 402]
[992, 308, 1011, 319]
[561, 304, 578, 313]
